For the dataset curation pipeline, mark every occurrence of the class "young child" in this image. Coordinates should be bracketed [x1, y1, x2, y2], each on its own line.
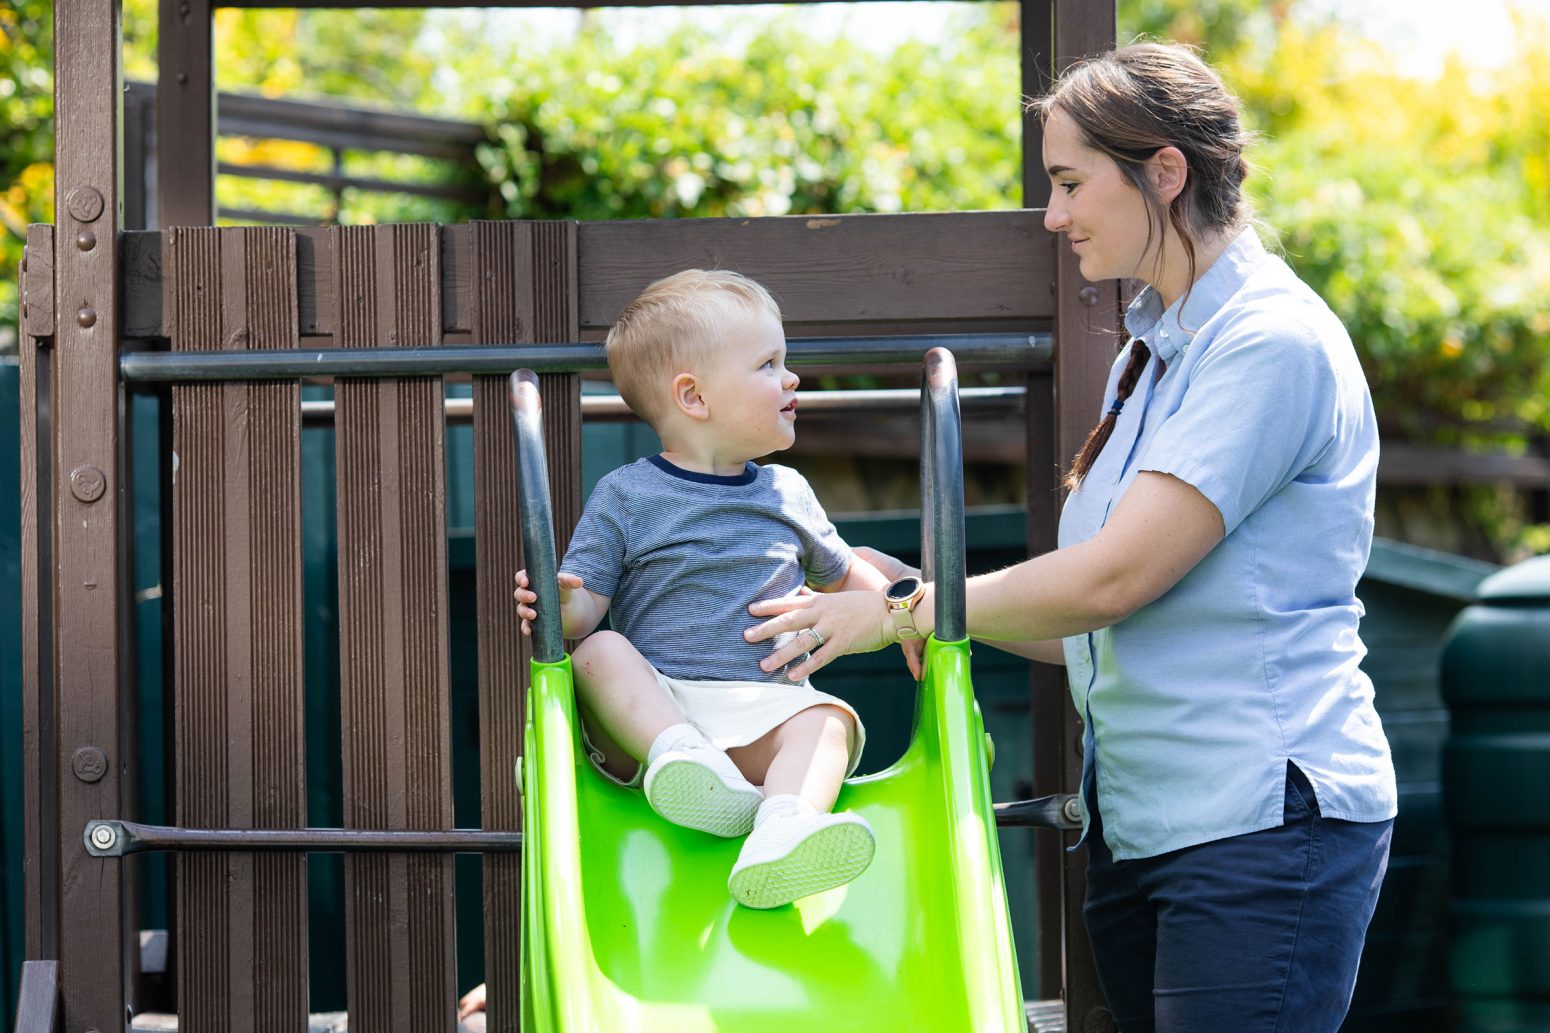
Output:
[513, 268, 900, 910]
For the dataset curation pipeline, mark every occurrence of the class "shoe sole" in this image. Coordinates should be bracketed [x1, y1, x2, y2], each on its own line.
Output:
[644, 757, 762, 838]
[729, 819, 876, 909]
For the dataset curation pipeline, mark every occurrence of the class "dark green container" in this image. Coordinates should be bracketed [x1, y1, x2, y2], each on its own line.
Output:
[1441, 556, 1550, 1033]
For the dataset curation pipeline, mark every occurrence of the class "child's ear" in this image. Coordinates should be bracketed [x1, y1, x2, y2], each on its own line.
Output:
[671, 372, 711, 421]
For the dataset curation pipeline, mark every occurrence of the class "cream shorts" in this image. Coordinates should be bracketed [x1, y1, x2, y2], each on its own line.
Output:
[580, 668, 867, 789]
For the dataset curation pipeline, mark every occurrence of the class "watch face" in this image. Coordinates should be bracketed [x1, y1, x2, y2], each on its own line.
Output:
[886, 576, 923, 603]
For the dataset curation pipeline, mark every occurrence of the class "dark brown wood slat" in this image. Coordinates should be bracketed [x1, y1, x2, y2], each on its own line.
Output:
[18, 227, 57, 963]
[169, 227, 229, 1033]
[1050, 7, 1119, 1032]
[1021, 0, 1062, 998]
[12, 960, 59, 1033]
[52, 3, 129, 1025]
[469, 220, 581, 1032]
[335, 224, 458, 1032]
[121, 213, 1057, 341]
[169, 226, 309, 1033]
[576, 210, 1056, 330]
[470, 220, 530, 1033]
[157, 0, 215, 227]
[21, 223, 53, 337]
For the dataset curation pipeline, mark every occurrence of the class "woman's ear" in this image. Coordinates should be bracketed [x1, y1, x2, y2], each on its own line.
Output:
[1148, 146, 1189, 204]
[671, 372, 711, 421]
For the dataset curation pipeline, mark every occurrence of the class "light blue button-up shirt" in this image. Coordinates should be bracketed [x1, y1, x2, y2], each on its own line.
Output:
[1059, 229, 1398, 860]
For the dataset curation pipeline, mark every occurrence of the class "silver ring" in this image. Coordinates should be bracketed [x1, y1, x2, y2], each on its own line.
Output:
[803, 627, 825, 649]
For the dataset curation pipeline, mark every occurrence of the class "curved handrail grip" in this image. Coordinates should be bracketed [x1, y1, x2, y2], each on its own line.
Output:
[509, 369, 566, 663]
[921, 348, 967, 641]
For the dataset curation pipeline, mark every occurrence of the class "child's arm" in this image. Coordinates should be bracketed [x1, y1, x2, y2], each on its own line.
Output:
[513, 569, 611, 640]
[815, 551, 890, 593]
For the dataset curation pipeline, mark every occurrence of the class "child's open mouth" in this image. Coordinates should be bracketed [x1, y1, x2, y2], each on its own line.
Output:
[781, 398, 798, 415]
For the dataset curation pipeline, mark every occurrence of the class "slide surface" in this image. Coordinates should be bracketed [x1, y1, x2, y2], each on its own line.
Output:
[520, 637, 1025, 1032]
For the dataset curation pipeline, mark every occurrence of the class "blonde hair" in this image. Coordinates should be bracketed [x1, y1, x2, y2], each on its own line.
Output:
[605, 269, 783, 424]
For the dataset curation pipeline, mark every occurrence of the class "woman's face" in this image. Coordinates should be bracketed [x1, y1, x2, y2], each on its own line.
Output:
[1042, 108, 1157, 285]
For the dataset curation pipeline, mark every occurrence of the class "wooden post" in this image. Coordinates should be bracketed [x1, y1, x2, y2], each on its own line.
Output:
[1029, 2, 1122, 1030]
[334, 224, 459, 1031]
[469, 220, 582, 1032]
[157, 0, 215, 227]
[167, 226, 310, 1032]
[19, 225, 58, 966]
[51, 1, 131, 1029]
[1020, 1, 1065, 1003]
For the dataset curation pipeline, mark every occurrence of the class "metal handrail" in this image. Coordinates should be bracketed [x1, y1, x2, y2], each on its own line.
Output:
[510, 369, 566, 664]
[920, 347, 967, 642]
[118, 332, 1051, 382]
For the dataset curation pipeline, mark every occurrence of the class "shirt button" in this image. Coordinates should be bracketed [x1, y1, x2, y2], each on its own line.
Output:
[1159, 327, 1170, 339]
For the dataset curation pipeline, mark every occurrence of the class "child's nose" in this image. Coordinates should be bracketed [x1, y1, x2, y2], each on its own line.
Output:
[784, 368, 799, 390]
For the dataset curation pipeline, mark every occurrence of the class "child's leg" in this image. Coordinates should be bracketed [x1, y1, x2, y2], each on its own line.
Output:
[726, 704, 855, 812]
[572, 629, 686, 766]
[726, 705, 874, 909]
[575, 631, 761, 836]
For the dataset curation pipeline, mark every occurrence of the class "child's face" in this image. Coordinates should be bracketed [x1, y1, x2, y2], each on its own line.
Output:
[696, 308, 800, 458]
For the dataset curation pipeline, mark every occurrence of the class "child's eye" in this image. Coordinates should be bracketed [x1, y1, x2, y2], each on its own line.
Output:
[762, 359, 775, 369]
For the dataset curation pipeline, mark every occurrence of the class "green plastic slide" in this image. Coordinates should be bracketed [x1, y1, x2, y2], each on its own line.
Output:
[517, 638, 1025, 1032]
[509, 349, 1025, 1031]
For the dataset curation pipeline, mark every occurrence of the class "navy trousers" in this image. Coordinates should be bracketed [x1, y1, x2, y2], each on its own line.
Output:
[1083, 763, 1392, 1033]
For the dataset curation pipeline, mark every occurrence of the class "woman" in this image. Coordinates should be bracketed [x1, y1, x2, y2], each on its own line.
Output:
[746, 41, 1395, 1033]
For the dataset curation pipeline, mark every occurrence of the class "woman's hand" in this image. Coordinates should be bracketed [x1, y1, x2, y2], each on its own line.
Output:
[852, 545, 920, 584]
[746, 589, 897, 682]
[512, 569, 584, 637]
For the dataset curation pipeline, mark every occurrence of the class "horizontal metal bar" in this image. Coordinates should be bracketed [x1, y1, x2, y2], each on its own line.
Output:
[83, 819, 520, 857]
[992, 794, 1083, 831]
[84, 792, 1073, 856]
[217, 161, 488, 204]
[298, 385, 1028, 425]
[119, 333, 1052, 382]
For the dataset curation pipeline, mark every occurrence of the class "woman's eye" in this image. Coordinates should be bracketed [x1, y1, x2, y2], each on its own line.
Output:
[1061, 182, 1077, 194]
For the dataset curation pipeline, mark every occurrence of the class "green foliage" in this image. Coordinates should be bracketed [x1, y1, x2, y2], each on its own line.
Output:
[477, 13, 1020, 220]
[0, 0, 54, 343]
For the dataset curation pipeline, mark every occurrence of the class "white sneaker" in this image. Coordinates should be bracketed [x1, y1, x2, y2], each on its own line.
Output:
[643, 745, 763, 837]
[728, 809, 875, 909]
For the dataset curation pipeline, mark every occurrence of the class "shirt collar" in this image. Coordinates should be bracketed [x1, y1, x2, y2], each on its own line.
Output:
[1122, 229, 1267, 363]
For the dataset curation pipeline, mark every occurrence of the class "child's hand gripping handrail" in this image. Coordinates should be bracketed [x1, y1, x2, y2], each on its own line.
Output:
[509, 368, 565, 664]
[920, 347, 967, 641]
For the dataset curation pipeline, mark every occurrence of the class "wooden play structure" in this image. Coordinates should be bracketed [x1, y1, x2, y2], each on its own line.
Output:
[15, 1, 1125, 1030]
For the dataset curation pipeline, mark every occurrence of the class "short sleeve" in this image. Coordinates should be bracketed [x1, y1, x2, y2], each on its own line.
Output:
[559, 476, 629, 599]
[792, 476, 852, 587]
[1139, 318, 1339, 535]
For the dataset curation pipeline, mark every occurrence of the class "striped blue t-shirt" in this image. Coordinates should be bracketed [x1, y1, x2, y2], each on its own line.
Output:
[561, 455, 853, 683]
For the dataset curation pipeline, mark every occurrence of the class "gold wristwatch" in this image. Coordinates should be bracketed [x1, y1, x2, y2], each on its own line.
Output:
[885, 576, 926, 641]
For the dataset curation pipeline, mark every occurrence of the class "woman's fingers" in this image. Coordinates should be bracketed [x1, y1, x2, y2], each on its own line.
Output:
[746, 593, 813, 626]
[782, 641, 837, 682]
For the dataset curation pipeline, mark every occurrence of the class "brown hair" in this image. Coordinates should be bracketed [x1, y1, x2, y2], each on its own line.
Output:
[604, 269, 782, 425]
[1031, 42, 1255, 489]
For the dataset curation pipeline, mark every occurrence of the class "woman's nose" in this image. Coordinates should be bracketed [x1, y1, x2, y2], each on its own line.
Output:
[1044, 200, 1069, 233]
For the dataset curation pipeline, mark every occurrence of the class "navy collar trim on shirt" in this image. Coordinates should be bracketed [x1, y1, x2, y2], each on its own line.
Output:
[647, 453, 758, 486]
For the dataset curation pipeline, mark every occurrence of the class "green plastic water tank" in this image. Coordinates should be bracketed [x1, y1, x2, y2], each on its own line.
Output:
[1441, 556, 1550, 1033]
